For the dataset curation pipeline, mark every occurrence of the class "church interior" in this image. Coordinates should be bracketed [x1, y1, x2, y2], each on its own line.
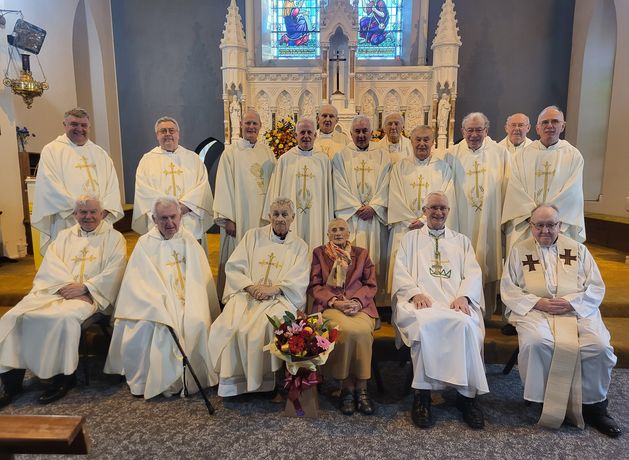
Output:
[0, 0, 628, 457]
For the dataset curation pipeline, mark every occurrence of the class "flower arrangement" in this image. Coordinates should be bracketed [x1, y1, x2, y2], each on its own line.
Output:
[263, 118, 297, 158]
[264, 310, 339, 416]
[371, 128, 385, 141]
[16, 126, 35, 152]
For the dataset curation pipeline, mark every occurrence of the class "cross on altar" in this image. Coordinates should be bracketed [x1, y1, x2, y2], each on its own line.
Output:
[411, 175, 429, 210]
[559, 248, 577, 266]
[296, 164, 314, 200]
[330, 50, 346, 95]
[354, 159, 373, 195]
[466, 159, 486, 198]
[163, 162, 184, 197]
[75, 156, 98, 190]
[536, 160, 556, 202]
[522, 254, 540, 272]
[72, 247, 96, 283]
[166, 250, 186, 295]
[259, 252, 282, 285]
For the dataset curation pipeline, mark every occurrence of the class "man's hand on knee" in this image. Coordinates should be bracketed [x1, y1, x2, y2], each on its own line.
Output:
[450, 296, 470, 315]
[411, 294, 432, 309]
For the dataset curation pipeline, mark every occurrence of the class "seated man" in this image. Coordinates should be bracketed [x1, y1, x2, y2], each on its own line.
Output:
[105, 196, 220, 399]
[501, 204, 621, 437]
[208, 198, 310, 397]
[392, 192, 488, 429]
[0, 196, 126, 406]
[308, 218, 378, 415]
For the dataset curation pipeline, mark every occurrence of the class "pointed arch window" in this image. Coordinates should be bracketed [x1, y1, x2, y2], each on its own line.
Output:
[356, 0, 403, 60]
[269, 0, 321, 59]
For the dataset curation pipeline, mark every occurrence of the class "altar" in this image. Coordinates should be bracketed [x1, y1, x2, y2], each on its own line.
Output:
[220, 0, 462, 151]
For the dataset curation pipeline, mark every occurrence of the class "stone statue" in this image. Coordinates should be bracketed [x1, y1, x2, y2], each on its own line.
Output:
[437, 92, 451, 136]
[230, 96, 242, 140]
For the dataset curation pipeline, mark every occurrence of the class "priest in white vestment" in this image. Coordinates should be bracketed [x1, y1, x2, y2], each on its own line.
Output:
[375, 112, 413, 164]
[214, 110, 276, 300]
[132, 117, 214, 247]
[392, 192, 488, 430]
[498, 113, 533, 156]
[264, 118, 333, 250]
[0, 196, 126, 407]
[105, 196, 220, 399]
[332, 114, 391, 299]
[314, 104, 348, 159]
[445, 112, 511, 316]
[32, 108, 123, 254]
[502, 106, 585, 250]
[387, 125, 454, 293]
[208, 198, 310, 397]
[500, 204, 620, 437]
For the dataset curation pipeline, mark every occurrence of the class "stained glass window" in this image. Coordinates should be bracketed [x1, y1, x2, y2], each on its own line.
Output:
[269, 0, 320, 59]
[356, 0, 403, 60]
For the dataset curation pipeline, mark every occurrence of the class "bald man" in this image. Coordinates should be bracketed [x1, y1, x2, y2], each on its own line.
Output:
[376, 112, 413, 164]
[314, 104, 349, 158]
[499, 113, 532, 156]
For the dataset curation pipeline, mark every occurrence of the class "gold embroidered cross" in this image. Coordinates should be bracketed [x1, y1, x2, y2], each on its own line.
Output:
[72, 247, 96, 283]
[429, 235, 451, 284]
[466, 159, 486, 199]
[166, 250, 186, 298]
[296, 164, 314, 200]
[536, 160, 556, 202]
[163, 162, 184, 197]
[259, 252, 282, 286]
[354, 159, 373, 195]
[75, 156, 98, 190]
[411, 175, 429, 211]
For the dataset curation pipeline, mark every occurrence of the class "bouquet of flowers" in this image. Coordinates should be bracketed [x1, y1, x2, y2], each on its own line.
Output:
[264, 310, 339, 416]
[263, 118, 297, 158]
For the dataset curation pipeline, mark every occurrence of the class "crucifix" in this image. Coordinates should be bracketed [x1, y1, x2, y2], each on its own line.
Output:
[75, 156, 98, 191]
[466, 160, 486, 199]
[259, 252, 282, 286]
[166, 250, 186, 297]
[354, 159, 373, 195]
[329, 50, 346, 95]
[411, 175, 429, 211]
[536, 160, 556, 202]
[522, 254, 540, 272]
[296, 165, 314, 200]
[164, 162, 184, 197]
[559, 248, 577, 266]
[72, 247, 96, 283]
[429, 235, 451, 286]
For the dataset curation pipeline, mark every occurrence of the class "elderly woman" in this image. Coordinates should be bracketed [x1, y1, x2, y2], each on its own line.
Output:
[308, 218, 378, 415]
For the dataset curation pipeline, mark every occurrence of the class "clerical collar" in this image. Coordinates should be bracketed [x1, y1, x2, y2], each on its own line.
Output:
[428, 228, 445, 238]
[78, 221, 103, 237]
[355, 145, 370, 152]
[414, 155, 431, 165]
[388, 142, 401, 152]
[238, 138, 257, 149]
[271, 231, 288, 243]
[297, 148, 313, 156]
[319, 132, 333, 139]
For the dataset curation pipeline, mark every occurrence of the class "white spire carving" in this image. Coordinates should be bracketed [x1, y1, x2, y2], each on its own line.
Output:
[432, 0, 461, 49]
[221, 0, 246, 48]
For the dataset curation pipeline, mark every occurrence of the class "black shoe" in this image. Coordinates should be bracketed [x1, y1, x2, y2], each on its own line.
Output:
[411, 390, 434, 428]
[339, 388, 356, 415]
[0, 387, 16, 409]
[456, 393, 485, 429]
[38, 374, 76, 405]
[356, 388, 374, 415]
[0, 369, 25, 409]
[583, 400, 622, 438]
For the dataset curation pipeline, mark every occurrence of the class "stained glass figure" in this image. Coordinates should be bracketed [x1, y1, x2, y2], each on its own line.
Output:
[270, 0, 320, 59]
[356, 0, 403, 60]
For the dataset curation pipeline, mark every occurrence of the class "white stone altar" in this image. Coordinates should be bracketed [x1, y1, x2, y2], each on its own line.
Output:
[220, 0, 462, 151]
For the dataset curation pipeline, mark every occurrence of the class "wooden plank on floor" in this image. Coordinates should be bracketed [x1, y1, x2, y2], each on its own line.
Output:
[0, 415, 90, 455]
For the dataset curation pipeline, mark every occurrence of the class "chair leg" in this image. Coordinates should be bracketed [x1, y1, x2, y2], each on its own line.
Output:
[503, 347, 519, 375]
[372, 356, 385, 394]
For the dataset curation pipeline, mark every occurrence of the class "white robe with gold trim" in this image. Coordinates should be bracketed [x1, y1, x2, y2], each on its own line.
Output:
[0, 222, 126, 378]
[32, 134, 123, 253]
[499, 136, 532, 156]
[208, 225, 310, 396]
[105, 227, 220, 399]
[375, 136, 413, 164]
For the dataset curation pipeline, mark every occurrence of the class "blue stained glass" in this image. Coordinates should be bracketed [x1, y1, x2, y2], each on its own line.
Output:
[356, 0, 403, 60]
[270, 1, 320, 59]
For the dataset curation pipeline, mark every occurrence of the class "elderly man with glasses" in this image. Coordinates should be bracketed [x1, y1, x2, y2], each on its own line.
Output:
[499, 113, 533, 156]
[501, 204, 620, 438]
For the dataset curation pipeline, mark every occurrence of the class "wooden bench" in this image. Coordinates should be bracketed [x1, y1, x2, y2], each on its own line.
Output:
[0, 415, 90, 458]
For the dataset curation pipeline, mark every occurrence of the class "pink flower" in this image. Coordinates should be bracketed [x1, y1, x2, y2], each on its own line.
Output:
[315, 335, 331, 351]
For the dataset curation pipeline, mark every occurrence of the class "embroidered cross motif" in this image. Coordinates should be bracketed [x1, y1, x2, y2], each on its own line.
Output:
[559, 248, 577, 266]
[522, 254, 540, 272]
[163, 162, 184, 197]
[75, 156, 98, 191]
[166, 250, 186, 301]
[258, 252, 283, 286]
[71, 247, 96, 283]
[535, 160, 556, 202]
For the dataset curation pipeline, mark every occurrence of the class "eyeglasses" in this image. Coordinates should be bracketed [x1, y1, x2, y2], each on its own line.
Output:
[426, 205, 449, 212]
[158, 128, 178, 135]
[538, 119, 563, 127]
[530, 221, 560, 230]
[508, 123, 529, 129]
[463, 127, 486, 134]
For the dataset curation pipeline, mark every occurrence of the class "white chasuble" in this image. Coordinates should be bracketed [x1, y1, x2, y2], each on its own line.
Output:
[213, 139, 276, 299]
[264, 148, 333, 250]
[375, 136, 414, 164]
[392, 226, 488, 397]
[500, 236, 615, 404]
[499, 136, 532, 156]
[0, 222, 126, 378]
[332, 144, 391, 282]
[314, 134, 344, 159]
[208, 225, 310, 396]
[105, 227, 220, 399]
[386, 156, 454, 293]
[32, 135, 123, 253]
[132, 145, 214, 239]
[502, 139, 585, 251]
[446, 138, 511, 284]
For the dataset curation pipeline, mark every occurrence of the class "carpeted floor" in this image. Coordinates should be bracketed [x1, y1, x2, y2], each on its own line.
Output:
[1, 362, 627, 459]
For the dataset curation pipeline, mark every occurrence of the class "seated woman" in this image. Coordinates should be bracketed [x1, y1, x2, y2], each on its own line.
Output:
[308, 218, 378, 415]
